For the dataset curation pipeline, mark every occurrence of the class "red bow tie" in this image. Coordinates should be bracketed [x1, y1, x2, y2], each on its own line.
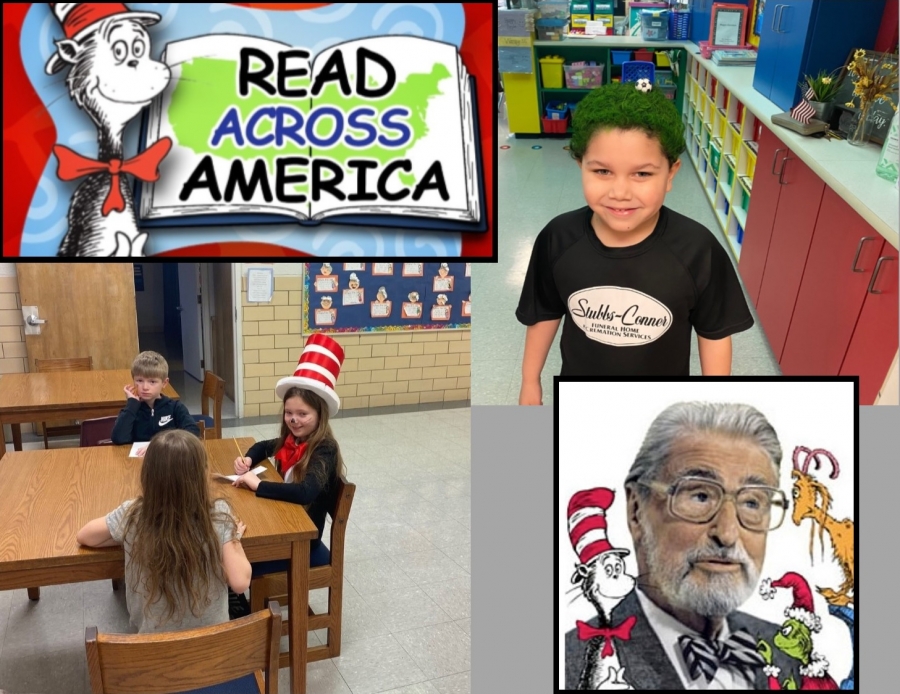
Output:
[576, 615, 638, 658]
[52, 137, 172, 217]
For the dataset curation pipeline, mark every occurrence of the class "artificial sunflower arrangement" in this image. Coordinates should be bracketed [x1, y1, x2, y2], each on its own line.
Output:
[799, 68, 842, 102]
[844, 49, 899, 113]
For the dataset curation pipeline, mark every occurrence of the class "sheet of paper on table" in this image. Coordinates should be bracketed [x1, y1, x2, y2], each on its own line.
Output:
[213, 465, 267, 482]
[129, 442, 150, 458]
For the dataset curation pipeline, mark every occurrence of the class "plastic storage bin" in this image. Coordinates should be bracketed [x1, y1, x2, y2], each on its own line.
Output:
[655, 51, 670, 67]
[669, 9, 690, 39]
[536, 1, 569, 19]
[659, 85, 676, 100]
[545, 101, 568, 120]
[641, 8, 669, 40]
[611, 50, 632, 65]
[654, 69, 674, 87]
[622, 61, 654, 84]
[536, 18, 567, 40]
[634, 48, 654, 62]
[542, 115, 569, 133]
[564, 63, 604, 89]
[539, 56, 565, 88]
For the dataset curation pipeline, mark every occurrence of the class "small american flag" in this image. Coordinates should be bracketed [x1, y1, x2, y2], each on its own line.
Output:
[790, 87, 817, 125]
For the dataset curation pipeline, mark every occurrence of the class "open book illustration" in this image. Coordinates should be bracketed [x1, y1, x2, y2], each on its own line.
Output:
[138, 34, 484, 232]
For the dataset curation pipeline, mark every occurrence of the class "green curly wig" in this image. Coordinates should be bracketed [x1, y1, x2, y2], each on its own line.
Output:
[570, 81, 686, 166]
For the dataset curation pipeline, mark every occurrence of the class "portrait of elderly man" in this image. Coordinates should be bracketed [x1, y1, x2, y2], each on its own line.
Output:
[565, 402, 795, 690]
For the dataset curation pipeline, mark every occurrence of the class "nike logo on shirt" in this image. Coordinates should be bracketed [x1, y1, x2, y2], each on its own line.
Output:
[158, 415, 173, 426]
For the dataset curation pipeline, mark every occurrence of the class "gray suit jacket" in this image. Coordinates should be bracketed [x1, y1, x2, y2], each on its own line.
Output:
[565, 591, 795, 690]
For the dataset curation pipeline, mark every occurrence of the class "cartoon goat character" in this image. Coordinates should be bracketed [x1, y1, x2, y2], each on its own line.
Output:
[45, 3, 172, 257]
[568, 488, 637, 690]
[791, 447, 854, 608]
[758, 572, 839, 690]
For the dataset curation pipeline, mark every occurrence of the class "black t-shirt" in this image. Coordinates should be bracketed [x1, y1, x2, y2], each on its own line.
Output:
[515, 205, 754, 375]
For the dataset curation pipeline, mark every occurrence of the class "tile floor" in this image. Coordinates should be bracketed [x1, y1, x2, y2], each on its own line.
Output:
[0, 407, 471, 694]
[472, 111, 781, 406]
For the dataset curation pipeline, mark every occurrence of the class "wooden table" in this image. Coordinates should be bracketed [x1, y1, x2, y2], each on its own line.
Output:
[0, 437, 318, 694]
[0, 368, 180, 459]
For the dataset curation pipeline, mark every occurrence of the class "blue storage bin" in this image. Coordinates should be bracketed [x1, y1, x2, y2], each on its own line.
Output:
[611, 50, 632, 65]
[736, 221, 744, 244]
[621, 60, 655, 84]
[669, 10, 690, 40]
[546, 101, 568, 120]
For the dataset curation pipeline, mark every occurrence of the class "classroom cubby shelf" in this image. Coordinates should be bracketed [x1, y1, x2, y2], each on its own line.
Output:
[533, 38, 690, 135]
[683, 54, 762, 261]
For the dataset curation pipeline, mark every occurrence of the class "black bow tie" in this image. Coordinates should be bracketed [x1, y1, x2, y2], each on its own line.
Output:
[678, 630, 765, 683]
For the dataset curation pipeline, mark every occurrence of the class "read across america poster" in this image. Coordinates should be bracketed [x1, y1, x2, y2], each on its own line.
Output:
[2, 3, 495, 258]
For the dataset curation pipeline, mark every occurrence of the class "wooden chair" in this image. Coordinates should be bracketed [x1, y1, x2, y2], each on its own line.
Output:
[249, 475, 355, 666]
[85, 601, 282, 694]
[80, 417, 118, 447]
[194, 370, 226, 440]
[34, 356, 93, 448]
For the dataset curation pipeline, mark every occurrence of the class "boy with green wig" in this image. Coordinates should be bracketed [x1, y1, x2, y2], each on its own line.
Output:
[516, 81, 753, 403]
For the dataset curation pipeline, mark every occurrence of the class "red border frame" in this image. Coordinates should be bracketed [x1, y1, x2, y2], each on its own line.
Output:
[2, 2, 495, 258]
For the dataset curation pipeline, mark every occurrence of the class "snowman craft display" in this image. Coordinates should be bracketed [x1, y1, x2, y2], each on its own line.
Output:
[568, 488, 637, 690]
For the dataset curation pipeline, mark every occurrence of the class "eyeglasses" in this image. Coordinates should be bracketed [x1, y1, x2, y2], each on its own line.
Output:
[637, 477, 789, 532]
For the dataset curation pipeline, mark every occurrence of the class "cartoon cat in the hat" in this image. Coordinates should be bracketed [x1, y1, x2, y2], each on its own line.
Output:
[45, 3, 172, 257]
[568, 487, 637, 690]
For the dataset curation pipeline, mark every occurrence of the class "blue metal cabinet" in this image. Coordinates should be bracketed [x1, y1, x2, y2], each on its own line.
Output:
[752, 0, 886, 112]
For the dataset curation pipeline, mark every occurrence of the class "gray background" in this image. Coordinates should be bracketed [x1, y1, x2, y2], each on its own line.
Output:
[473, 403, 892, 692]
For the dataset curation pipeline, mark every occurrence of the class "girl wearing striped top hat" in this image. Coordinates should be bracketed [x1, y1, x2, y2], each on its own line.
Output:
[232, 334, 347, 570]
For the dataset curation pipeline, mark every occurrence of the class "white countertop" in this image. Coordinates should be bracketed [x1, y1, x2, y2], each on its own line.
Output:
[689, 47, 899, 249]
[533, 37, 899, 248]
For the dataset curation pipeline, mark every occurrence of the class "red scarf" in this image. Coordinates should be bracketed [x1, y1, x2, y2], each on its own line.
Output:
[52, 137, 172, 217]
[275, 436, 307, 481]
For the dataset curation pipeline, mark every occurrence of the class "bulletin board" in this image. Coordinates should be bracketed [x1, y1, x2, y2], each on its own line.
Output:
[303, 263, 472, 334]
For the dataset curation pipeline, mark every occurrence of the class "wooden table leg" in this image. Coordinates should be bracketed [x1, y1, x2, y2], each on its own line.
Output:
[288, 539, 310, 694]
[12, 424, 23, 451]
[27, 587, 40, 600]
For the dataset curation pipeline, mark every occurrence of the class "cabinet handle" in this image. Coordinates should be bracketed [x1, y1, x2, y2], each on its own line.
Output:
[771, 147, 786, 174]
[851, 236, 876, 272]
[773, 4, 786, 32]
[778, 155, 790, 184]
[777, 4, 788, 33]
[867, 256, 895, 294]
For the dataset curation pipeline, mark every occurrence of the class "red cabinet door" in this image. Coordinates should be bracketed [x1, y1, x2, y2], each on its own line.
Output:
[779, 187, 883, 381]
[754, 152, 825, 361]
[840, 241, 898, 405]
[738, 126, 787, 304]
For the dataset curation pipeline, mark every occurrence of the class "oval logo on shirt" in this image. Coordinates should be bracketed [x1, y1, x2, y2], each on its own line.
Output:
[567, 286, 673, 346]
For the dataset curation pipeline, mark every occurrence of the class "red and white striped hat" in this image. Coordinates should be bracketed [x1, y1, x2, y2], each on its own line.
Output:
[567, 487, 630, 567]
[45, 3, 162, 74]
[275, 334, 345, 416]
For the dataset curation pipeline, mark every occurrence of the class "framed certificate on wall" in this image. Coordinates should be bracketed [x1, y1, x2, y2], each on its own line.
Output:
[709, 3, 748, 47]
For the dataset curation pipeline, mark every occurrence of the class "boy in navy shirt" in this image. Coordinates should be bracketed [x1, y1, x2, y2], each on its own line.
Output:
[516, 82, 753, 404]
[111, 351, 200, 444]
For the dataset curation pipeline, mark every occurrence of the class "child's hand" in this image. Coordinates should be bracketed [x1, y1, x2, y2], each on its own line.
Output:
[232, 470, 261, 491]
[234, 456, 252, 475]
[124, 384, 139, 401]
[235, 520, 246, 540]
[519, 380, 543, 406]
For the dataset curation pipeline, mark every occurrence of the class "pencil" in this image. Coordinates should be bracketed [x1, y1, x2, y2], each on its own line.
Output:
[234, 438, 244, 460]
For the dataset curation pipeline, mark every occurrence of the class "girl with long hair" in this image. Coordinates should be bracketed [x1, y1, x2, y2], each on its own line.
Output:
[77, 429, 251, 633]
[232, 385, 346, 570]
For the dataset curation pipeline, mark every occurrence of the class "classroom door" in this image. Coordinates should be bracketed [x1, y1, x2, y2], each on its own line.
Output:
[15, 263, 139, 371]
[178, 263, 204, 382]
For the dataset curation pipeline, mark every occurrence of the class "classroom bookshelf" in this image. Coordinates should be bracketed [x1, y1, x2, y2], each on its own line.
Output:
[682, 54, 762, 261]
[532, 39, 689, 135]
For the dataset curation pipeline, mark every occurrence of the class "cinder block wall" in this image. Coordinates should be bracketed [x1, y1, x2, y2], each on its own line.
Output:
[239, 273, 471, 417]
[0, 271, 34, 436]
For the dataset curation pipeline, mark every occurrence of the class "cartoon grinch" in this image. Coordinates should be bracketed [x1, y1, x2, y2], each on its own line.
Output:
[757, 572, 839, 690]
